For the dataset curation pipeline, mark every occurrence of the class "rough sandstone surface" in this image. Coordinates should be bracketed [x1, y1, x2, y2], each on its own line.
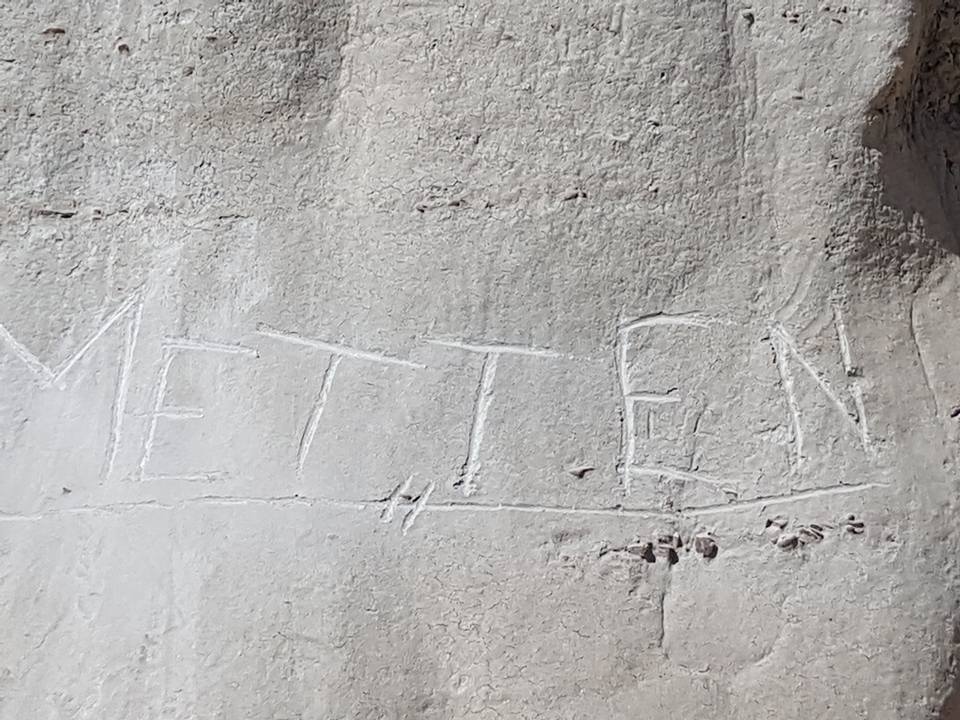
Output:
[2, 0, 960, 718]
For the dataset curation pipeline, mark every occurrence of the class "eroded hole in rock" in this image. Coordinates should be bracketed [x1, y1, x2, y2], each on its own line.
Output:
[864, 0, 960, 257]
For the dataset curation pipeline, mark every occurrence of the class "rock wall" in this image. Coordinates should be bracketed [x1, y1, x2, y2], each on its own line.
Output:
[2, 0, 960, 718]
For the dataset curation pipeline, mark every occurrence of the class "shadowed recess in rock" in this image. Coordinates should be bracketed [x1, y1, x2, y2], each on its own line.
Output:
[864, 0, 960, 258]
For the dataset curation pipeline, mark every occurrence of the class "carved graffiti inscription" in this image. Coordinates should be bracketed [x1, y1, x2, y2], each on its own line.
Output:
[0, 288, 891, 537]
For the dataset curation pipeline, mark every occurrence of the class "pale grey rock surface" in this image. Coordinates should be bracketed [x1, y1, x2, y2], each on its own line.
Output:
[2, 0, 960, 718]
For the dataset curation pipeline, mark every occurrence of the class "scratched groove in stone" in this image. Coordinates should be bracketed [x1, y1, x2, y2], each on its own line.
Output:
[2, 0, 960, 718]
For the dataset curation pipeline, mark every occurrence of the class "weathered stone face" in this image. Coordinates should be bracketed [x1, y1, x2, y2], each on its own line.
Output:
[2, 1, 960, 718]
